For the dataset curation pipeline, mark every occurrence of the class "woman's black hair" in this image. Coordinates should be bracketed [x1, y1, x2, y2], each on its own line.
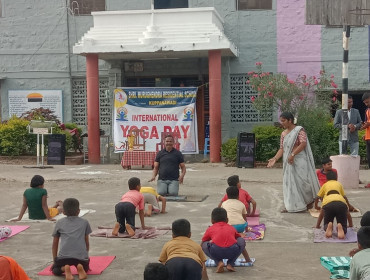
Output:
[280, 112, 295, 122]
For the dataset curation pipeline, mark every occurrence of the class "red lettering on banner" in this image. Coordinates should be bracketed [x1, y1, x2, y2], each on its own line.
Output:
[120, 125, 130, 137]
[181, 125, 189, 139]
[164, 126, 172, 134]
[172, 126, 181, 138]
[141, 126, 149, 139]
[150, 126, 159, 139]
[121, 125, 189, 139]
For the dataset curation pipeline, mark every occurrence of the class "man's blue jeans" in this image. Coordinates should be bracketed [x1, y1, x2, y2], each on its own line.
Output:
[157, 180, 179, 196]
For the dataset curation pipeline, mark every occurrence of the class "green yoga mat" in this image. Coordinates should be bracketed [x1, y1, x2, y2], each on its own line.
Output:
[320, 256, 351, 279]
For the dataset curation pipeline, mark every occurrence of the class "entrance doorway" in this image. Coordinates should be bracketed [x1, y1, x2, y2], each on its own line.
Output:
[124, 76, 209, 153]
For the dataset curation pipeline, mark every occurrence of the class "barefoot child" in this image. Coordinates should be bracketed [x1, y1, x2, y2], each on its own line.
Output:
[51, 198, 91, 280]
[12, 175, 63, 221]
[221, 186, 248, 233]
[140, 186, 167, 216]
[218, 175, 257, 216]
[201, 208, 252, 273]
[314, 171, 349, 239]
[159, 219, 208, 280]
[112, 177, 145, 236]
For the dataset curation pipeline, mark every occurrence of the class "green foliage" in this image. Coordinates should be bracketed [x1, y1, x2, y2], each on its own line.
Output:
[0, 114, 83, 156]
[253, 125, 283, 161]
[0, 117, 36, 156]
[248, 63, 338, 117]
[358, 130, 366, 162]
[297, 108, 339, 164]
[52, 123, 83, 153]
[221, 138, 237, 162]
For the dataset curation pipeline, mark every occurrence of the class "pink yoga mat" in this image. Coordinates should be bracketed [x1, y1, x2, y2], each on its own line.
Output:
[246, 216, 260, 226]
[0, 225, 30, 242]
[37, 256, 116, 276]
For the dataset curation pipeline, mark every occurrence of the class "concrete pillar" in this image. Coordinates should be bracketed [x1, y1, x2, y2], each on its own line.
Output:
[86, 54, 101, 164]
[331, 155, 360, 188]
[208, 50, 222, 162]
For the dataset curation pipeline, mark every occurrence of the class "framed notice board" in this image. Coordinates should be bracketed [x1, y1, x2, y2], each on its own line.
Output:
[237, 132, 255, 168]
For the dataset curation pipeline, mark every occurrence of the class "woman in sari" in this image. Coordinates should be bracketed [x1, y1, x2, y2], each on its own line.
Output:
[267, 112, 320, 213]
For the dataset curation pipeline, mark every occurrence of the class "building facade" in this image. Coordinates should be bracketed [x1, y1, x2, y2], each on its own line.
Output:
[1, 0, 369, 161]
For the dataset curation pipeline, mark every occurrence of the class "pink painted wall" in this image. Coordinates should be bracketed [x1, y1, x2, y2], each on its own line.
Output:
[277, 0, 322, 79]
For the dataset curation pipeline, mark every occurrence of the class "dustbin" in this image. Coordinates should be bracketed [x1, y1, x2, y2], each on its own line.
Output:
[47, 134, 66, 165]
[237, 132, 255, 168]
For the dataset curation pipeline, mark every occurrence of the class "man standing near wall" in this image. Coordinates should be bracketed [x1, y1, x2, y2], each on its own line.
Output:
[149, 135, 186, 196]
[334, 95, 362, 155]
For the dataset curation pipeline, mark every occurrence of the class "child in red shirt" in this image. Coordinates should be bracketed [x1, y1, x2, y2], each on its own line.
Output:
[112, 177, 146, 237]
[201, 208, 252, 273]
[218, 175, 257, 216]
[316, 157, 338, 187]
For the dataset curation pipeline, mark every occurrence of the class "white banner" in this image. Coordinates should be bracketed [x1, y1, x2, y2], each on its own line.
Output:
[8, 90, 63, 121]
[113, 87, 198, 154]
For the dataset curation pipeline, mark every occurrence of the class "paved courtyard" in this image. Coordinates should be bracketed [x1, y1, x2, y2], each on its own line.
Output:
[1, 163, 369, 280]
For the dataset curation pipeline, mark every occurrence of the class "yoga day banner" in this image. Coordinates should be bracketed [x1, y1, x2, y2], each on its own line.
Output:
[113, 87, 198, 154]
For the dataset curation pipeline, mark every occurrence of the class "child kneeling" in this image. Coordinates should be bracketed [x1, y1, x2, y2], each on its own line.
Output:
[51, 198, 91, 280]
[201, 207, 251, 273]
[159, 219, 208, 280]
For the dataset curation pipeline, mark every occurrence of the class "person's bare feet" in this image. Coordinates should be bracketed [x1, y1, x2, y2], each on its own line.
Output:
[226, 264, 236, 272]
[125, 224, 135, 237]
[337, 223, 345, 239]
[280, 208, 288, 213]
[64, 265, 74, 280]
[112, 222, 120, 236]
[325, 222, 333, 238]
[77, 264, 87, 280]
[216, 261, 224, 273]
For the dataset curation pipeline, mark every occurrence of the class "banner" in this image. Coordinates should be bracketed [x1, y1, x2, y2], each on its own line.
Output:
[8, 90, 63, 121]
[113, 87, 198, 154]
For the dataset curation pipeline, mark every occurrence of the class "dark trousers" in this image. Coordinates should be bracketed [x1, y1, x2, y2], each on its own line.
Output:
[51, 257, 89, 276]
[201, 237, 246, 265]
[323, 201, 348, 234]
[367, 140, 370, 168]
[165, 257, 202, 280]
[115, 202, 136, 233]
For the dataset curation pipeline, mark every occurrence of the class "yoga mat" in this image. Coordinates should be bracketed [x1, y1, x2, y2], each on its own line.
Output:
[246, 216, 260, 227]
[37, 256, 116, 276]
[0, 225, 29, 242]
[309, 208, 362, 218]
[6, 209, 95, 222]
[205, 258, 255, 267]
[91, 226, 171, 239]
[313, 227, 357, 243]
[243, 224, 265, 241]
[165, 195, 208, 202]
[320, 256, 351, 279]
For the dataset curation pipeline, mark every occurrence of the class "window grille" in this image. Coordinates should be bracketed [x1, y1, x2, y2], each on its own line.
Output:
[71, 78, 110, 126]
[230, 74, 272, 122]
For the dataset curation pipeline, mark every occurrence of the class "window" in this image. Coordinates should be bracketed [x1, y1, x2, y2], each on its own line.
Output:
[154, 0, 188, 9]
[70, 0, 105, 15]
[230, 74, 272, 123]
[238, 0, 272, 10]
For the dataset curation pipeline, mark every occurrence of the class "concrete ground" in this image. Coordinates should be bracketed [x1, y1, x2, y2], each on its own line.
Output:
[1, 163, 369, 280]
